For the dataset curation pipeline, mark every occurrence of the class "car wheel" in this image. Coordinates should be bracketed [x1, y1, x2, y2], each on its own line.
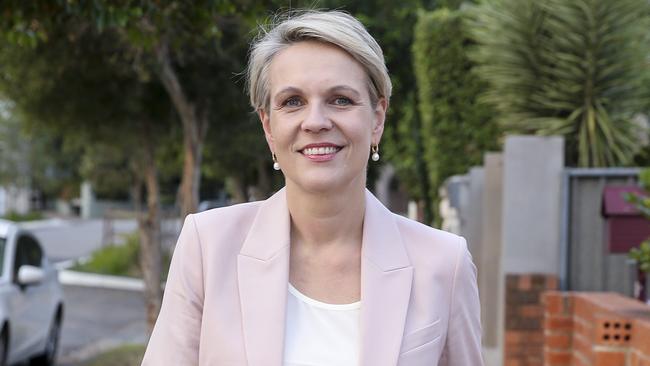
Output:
[30, 313, 61, 366]
[0, 327, 7, 366]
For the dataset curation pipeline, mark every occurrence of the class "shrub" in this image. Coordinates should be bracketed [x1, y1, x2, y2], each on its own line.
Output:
[2, 211, 43, 221]
[73, 232, 171, 280]
[467, 0, 650, 167]
[413, 8, 500, 223]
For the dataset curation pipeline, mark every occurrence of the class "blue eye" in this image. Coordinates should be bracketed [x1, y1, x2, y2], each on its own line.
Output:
[284, 97, 303, 107]
[333, 97, 353, 106]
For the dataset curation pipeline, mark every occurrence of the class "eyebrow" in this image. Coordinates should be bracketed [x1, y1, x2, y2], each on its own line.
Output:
[273, 85, 363, 102]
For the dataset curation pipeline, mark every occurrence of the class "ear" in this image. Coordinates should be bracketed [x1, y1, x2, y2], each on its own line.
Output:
[371, 98, 388, 145]
[258, 108, 275, 153]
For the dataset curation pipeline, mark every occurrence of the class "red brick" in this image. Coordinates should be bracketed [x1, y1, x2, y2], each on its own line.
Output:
[521, 304, 544, 318]
[544, 292, 565, 315]
[545, 333, 571, 350]
[594, 349, 625, 366]
[519, 275, 532, 290]
[544, 350, 571, 364]
[545, 315, 573, 331]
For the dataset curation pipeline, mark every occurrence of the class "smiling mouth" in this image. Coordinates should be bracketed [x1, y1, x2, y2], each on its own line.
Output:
[299, 145, 343, 162]
[301, 146, 342, 155]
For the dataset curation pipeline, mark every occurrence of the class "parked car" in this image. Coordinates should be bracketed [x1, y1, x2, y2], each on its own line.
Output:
[0, 220, 63, 366]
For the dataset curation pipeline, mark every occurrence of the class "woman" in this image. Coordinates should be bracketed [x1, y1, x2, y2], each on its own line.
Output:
[142, 10, 483, 366]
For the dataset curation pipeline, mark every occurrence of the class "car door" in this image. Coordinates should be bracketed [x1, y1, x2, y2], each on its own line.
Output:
[8, 235, 48, 358]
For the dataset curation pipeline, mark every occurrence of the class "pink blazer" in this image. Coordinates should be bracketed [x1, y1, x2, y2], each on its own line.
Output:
[142, 188, 483, 366]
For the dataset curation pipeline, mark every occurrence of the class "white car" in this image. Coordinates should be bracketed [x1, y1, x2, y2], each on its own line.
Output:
[0, 220, 63, 366]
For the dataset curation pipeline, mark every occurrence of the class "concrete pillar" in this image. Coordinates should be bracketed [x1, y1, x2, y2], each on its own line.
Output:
[81, 181, 95, 219]
[443, 175, 470, 236]
[480, 153, 503, 352]
[501, 135, 564, 274]
[0, 187, 5, 216]
[500, 135, 564, 366]
[466, 167, 485, 259]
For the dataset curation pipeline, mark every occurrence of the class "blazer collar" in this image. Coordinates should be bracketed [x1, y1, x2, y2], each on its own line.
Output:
[237, 188, 413, 366]
[359, 189, 413, 365]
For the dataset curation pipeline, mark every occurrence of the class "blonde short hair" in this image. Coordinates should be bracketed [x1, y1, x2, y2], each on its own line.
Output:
[246, 10, 392, 111]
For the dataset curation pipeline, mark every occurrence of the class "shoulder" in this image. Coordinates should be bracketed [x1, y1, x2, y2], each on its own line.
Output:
[181, 200, 265, 253]
[391, 214, 468, 275]
[392, 214, 465, 254]
[191, 200, 263, 230]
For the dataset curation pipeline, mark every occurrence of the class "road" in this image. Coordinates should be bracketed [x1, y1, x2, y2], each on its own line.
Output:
[22, 218, 138, 262]
[10, 285, 147, 366]
[56, 285, 148, 365]
[10, 218, 162, 365]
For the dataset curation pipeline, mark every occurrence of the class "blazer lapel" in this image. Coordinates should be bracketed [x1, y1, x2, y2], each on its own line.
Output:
[237, 188, 291, 366]
[360, 190, 413, 366]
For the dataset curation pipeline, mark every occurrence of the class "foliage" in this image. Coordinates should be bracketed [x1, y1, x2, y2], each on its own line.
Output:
[467, 0, 650, 167]
[1, 211, 43, 222]
[0, 102, 81, 201]
[73, 233, 171, 280]
[81, 344, 146, 366]
[0, 18, 179, 196]
[73, 233, 141, 278]
[626, 168, 650, 273]
[625, 168, 650, 219]
[630, 241, 650, 274]
[413, 8, 500, 222]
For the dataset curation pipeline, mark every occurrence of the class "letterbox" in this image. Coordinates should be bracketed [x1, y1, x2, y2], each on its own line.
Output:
[602, 185, 650, 253]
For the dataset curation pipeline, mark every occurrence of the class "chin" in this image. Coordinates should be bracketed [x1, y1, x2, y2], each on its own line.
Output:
[288, 169, 366, 195]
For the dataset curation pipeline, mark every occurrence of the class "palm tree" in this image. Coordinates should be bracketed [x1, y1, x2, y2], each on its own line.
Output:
[467, 0, 650, 167]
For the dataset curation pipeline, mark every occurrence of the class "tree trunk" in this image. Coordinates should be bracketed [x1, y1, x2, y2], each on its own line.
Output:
[135, 122, 163, 335]
[155, 41, 208, 218]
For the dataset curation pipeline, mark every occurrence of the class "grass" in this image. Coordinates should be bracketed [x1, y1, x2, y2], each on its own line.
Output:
[72, 232, 171, 280]
[81, 344, 146, 366]
[2, 211, 44, 221]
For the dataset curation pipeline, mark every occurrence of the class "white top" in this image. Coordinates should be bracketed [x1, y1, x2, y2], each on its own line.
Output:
[283, 283, 361, 366]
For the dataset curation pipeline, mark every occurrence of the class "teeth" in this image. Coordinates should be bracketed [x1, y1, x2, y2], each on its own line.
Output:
[303, 146, 339, 155]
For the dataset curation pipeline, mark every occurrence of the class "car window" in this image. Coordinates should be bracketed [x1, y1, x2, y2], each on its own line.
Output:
[13, 235, 43, 281]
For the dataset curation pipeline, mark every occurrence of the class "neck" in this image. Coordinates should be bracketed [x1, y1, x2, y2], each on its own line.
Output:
[286, 180, 366, 250]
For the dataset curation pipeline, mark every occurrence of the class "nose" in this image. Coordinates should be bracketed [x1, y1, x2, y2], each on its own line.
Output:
[301, 103, 333, 132]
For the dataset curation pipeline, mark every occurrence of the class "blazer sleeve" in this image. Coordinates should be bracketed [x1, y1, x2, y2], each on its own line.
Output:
[142, 214, 204, 365]
[439, 237, 484, 366]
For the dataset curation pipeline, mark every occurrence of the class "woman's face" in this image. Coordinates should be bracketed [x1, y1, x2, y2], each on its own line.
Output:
[259, 41, 387, 194]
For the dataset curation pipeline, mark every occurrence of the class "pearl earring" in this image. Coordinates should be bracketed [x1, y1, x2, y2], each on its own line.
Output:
[272, 153, 280, 170]
[371, 145, 380, 162]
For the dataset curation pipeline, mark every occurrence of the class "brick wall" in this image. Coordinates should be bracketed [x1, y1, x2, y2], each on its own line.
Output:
[543, 291, 650, 366]
[505, 274, 558, 365]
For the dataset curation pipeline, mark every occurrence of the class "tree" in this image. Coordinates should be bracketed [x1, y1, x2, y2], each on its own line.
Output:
[413, 8, 500, 225]
[70, 1, 266, 217]
[0, 21, 175, 331]
[467, 0, 650, 167]
[0, 101, 82, 209]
